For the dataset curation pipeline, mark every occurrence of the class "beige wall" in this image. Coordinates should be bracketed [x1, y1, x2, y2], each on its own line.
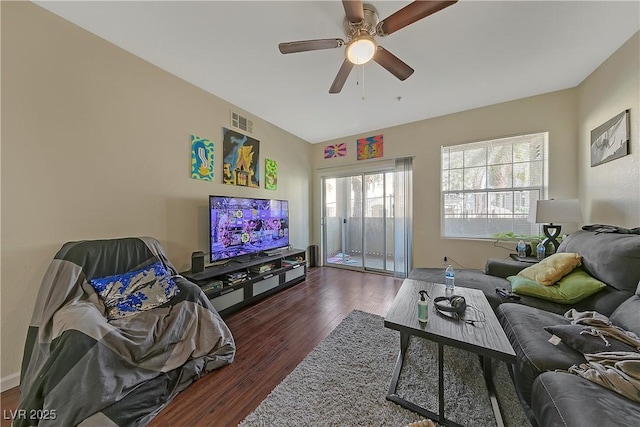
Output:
[577, 32, 640, 227]
[1, 2, 311, 382]
[312, 89, 579, 270]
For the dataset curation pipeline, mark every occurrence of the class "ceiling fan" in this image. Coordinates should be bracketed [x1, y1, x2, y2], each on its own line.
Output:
[278, 0, 458, 94]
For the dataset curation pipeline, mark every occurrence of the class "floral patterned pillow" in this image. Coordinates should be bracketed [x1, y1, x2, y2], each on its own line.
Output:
[90, 261, 180, 320]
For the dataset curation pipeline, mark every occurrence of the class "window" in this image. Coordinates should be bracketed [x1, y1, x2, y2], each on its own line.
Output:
[441, 132, 548, 239]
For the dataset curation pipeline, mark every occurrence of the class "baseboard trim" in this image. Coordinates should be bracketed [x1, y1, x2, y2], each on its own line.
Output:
[1, 372, 20, 393]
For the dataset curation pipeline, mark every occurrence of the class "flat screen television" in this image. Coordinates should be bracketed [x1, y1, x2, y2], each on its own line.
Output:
[209, 195, 289, 263]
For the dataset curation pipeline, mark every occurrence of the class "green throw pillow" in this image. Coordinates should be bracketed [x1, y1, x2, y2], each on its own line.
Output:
[508, 268, 606, 304]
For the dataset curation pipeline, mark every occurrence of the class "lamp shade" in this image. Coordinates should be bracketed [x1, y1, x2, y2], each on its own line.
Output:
[528, 199, 583, 224]
[346, 36, 376, 65]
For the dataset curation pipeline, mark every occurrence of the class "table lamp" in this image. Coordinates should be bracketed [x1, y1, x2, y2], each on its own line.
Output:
[528, 199, 583, 253]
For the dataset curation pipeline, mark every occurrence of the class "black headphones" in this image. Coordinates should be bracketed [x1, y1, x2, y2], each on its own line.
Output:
[434, 295, 467, 316]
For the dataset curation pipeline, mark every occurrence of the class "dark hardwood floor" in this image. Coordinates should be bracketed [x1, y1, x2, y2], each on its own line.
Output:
[0, 267, 403, 427]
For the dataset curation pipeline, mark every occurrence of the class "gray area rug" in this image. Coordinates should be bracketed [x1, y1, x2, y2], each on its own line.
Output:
[239, 310, 531, 427]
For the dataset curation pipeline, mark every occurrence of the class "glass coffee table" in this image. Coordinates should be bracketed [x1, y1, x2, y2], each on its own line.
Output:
[384, 279, 516, 427]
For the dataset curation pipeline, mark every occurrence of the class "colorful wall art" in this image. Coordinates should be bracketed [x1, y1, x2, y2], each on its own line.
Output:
[190, 134, 214, 181]
[324, 143, 347, 159]
[222, 127, 260, 187]
[265, 158, 278, 190]
[357, 134, 383, 160]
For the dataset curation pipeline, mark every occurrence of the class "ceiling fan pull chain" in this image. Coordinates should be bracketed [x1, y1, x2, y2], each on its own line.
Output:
[361, 64, 366, 101]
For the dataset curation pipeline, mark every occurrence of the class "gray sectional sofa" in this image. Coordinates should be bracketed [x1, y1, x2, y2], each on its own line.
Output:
[409, 229, 640, 426]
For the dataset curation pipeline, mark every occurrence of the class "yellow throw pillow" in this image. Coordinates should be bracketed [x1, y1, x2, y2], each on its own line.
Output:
[517, 252, 582, 286]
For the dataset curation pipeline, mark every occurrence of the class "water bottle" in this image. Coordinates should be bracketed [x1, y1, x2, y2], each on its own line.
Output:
[445, 265, 455, 291]
[517, 240, 526, 257]
[536, 242, 546, 260]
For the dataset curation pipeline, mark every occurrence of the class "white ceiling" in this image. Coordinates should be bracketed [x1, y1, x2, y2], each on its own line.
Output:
[34, 1, 640, 143]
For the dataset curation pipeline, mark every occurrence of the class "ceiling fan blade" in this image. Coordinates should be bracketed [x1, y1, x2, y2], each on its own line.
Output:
[373, 47, 414, 81]
[329, 60, 355, 94]
[342, 0, 364, 23]
[278, 39, 345, 54]
[377, 0, 458, 36]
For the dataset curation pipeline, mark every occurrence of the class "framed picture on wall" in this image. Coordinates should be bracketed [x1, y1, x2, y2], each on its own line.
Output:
[265, 158, 277, 190]
[357, 134, 383, 160]
[190, 134, 214, 181]
[222, 127, 260, 187]
[590, 109, 630, 167]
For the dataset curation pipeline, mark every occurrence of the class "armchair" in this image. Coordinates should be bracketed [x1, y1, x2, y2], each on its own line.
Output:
[17, 237, 235, 426]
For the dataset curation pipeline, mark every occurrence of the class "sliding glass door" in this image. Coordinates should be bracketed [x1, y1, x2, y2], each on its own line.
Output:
[363, 171, 395, 272]
[324, 175, 364, 269]
[323, 170, 395, 273]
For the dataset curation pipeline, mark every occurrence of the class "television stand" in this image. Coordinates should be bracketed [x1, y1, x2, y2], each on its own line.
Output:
[263, 249, 283, 257]
[231, 253, 261, 263]
[182, 248, 307, 317]
[208, 259, 232, 267]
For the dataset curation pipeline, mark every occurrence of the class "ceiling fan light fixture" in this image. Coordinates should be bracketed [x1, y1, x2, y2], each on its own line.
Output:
[346, 36, 377, 65]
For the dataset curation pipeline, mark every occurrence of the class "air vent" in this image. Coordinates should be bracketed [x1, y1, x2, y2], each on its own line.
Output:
[231, 111, 253, 134]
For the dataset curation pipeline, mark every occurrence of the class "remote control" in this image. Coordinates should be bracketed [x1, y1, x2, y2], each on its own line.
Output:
[495, 287, 521, 300]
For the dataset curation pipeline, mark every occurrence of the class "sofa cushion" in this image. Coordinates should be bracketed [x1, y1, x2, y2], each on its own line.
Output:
[558, 230, 640, 293]
[485, 258, 530, 279]
[497, 304, 586, 405]
[508, 268, 606, 304]
[517, 253, 582, 286]
[610, 294, 640, 337]
[543, 324, 637, 354]
[531, 372, 640, 427]
[410, 266, 605, 314]
[410, 266, 630, 316]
